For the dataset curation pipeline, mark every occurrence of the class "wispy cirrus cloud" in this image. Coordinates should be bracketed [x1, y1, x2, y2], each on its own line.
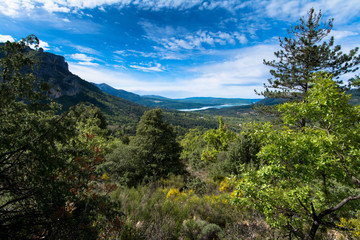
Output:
[71, 45, 101, 55]
[261, 0, 360, 23]
[129, 63, 165, 72]
[168, 43, 279, 98]
[70, 44, 276, 98]
[140, 21, 248, 51]
[69, 53, 99, 66]
[328, 30, 359, 40]
[114, 49, 157, 58]
[2, 0, 360, 27]
[0, 0, 239, 17]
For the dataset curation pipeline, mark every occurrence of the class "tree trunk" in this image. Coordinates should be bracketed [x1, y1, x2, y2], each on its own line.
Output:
[308, 221, 320, 240]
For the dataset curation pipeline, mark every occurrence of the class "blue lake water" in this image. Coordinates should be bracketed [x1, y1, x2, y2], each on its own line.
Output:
[178, 104, 249, 112]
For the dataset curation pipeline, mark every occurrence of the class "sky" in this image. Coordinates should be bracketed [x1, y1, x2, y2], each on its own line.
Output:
[0, 0, 360, 99]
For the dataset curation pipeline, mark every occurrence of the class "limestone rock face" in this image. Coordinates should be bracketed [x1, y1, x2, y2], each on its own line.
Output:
[34, 51, 80, 98]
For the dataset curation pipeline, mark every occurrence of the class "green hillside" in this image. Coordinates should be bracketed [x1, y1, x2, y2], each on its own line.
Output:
[94, 83, 211, 109]
[27, 50, 218, 130]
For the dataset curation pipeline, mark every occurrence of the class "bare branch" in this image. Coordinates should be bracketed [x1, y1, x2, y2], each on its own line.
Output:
[318, 193, 360, 219]
[335, 150, 360, 188]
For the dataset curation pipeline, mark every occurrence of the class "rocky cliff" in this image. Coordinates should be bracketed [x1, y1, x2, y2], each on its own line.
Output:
[34, 49, 80, 98]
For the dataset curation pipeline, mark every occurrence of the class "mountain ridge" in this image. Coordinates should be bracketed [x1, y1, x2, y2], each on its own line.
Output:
[94, 82, 261, 110]
[1, 46, 218, 129]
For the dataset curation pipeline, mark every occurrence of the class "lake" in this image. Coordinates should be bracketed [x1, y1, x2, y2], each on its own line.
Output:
[177, 104, 249, 112]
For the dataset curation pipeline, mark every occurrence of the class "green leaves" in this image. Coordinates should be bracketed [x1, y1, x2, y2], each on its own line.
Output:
[234, 74, 360, 238]
[0, 36, 121, 239]
[279, 73, 359, 132]
[201, 116, 236, 162]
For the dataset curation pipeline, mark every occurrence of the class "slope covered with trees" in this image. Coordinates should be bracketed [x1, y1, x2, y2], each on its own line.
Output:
[0, 35, 122, 239]
[2, 8, 360, 240]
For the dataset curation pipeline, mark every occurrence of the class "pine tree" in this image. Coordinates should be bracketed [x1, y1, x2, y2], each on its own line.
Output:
[131, 108, 184, 180]
[259, 8, 360, 99]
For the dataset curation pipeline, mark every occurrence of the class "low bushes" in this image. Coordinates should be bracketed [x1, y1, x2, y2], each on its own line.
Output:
[111, 176, 274, 239]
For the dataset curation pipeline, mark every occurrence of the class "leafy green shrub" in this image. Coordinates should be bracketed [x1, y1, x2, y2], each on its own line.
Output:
[233, 74, 360, 239]
[188, 148, 208, 171]
[201, 117, 236, 162]
[102, 143, 144, 186]
[181, 218, 224, 240]
[185, 177, 207, 195]
[180, 128, 208, 171]
[209, 122, 269, 180]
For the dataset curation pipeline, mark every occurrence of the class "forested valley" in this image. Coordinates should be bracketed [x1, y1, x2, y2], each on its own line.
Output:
[2, 8, 360, 240]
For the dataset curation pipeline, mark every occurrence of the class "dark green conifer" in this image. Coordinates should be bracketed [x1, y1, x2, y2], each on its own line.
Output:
[131, 108, 184, 180]
[259, 8, 360, 99]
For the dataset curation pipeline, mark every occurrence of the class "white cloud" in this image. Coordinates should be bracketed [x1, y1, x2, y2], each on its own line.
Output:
[183, 44, 276, 98]
[69, 44, 276, 98]
[68, 63, 136, 87]
[2, 0, 360, 27]
[71, 45, 101, 55]
[41, 1, 70, 13]
[114, 49, 157, 58]
[39, 40, 50, 50]
[130, 63, 164, 72]
[0, 0, 200, 17]
[0, 1, 34, 17]
[0, 34, 15, 42]
[140, 21, 248, 53]
[71, 53, 94, 62]
[234, 32, 248, 44]
[114, 50, 125, 55]
[329, 30, 358, 40]
[261, 0, 360, 24]
[76, 61, 99, 66]
[69, 53, 99, 66]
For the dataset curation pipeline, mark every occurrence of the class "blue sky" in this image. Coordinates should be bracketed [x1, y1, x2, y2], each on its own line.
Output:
[1, 0, 360, 98]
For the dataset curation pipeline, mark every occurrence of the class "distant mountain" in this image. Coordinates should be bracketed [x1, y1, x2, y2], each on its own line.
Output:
[176, 97, 261, 105]
[348, 89, 360, 105]
[95, 83, 142, 102]
[94, 83, 211, 109]
[142, 95, 170, 100]
[94, 83, 261, 110]
[254, 97, 287, 106]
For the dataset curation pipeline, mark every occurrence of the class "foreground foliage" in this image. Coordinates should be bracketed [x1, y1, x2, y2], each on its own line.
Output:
[103, 108, 185, 187]
[0, 36, 121, 239]
[234, 73, 360, 239]
[111, 176, 274, 240]
[3, 14, 360, 238]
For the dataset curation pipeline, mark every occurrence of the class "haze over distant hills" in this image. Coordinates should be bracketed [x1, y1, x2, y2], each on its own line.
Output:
[94, 83, 261, 110]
